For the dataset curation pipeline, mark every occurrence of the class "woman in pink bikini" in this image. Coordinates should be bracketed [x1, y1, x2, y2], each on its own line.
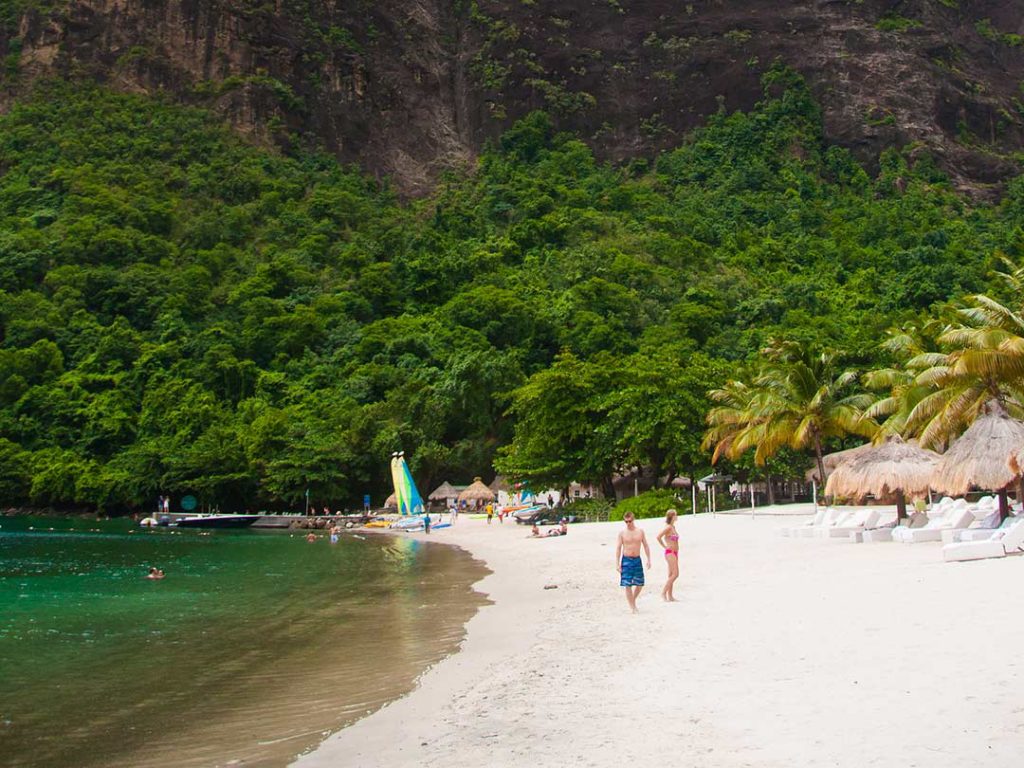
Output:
[656, 509, 680, 602]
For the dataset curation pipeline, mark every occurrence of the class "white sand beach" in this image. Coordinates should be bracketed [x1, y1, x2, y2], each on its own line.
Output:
[295, 509, 1024, 768]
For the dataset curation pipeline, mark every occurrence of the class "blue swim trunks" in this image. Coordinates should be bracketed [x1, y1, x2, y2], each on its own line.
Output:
[620, 555, 644, 587]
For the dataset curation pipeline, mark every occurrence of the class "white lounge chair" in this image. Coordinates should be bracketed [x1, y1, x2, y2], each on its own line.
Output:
[941, 510, 1002, 544]
[880, 511, 929, 543]
[780, 506, 831, 538]
[799, 508, 867, 538]
[942, 517, 1024, 562]
[783, 508, 847, 538]
[895, 507, 975, 543]
[817, 509, 881, 538]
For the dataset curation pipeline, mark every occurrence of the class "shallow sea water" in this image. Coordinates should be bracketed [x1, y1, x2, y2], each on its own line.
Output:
[0, 516, 487, 767]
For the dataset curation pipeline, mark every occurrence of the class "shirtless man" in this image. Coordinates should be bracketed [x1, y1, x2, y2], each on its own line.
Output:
[615, 512, 652, 613]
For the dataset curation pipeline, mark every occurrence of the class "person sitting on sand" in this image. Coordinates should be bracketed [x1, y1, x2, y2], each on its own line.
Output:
[146, 567, 165, 580]
[656, 509, 680, 602]
[530, 523, 541, 537]
[615, 512, 651, 614]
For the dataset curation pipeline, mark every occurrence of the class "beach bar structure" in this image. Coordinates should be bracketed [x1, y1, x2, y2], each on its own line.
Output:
[458, 477, 496, 508]
[428, 481, 462, 508]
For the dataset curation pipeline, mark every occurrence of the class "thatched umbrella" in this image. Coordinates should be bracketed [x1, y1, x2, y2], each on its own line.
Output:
[428, 481, 458, 503]
[804, 442, 874, 482]
[458, 477, 495, 507]
[489, 475, 510, 493]
[825, 436, 940, 522]
[384, 493, 397, 509]
[931, 401, 1024, 522]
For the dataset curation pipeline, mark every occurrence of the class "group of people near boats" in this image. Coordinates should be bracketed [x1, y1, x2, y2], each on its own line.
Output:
[615, 509, 680, 613]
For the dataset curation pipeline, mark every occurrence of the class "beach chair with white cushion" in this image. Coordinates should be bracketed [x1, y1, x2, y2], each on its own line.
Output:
[817, 509, 881, 538]
[896, 507, 975, 543]
[887, 510, 934, 542]
[780, 506, 830, 538]
[973, 495, 997, 515]
[942, 517, 1024, 562]
[783, 508, 847, 538]
[941, 510, 1002, 544]
[795, 508, 856, 538]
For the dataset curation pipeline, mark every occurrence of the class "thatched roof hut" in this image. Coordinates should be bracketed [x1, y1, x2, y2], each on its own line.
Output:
[428, 481, 459, 502]
[825, 436, 940, 520]
[489, 475, 510, 493]
[931, 401, 1024, 520]
[384, 493, 397, 508]
[458, 477, 495, 504]
[804, 442, 874, 482]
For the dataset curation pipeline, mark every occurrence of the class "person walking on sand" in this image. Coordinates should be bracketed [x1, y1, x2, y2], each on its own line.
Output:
[656, 509, 680, 602]
[615, 512, 651, 614]
[486, 503, 494, 525]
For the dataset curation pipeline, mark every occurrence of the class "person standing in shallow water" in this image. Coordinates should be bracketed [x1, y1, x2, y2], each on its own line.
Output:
[656, 509, 680, 602]
[615, 512, 651, 614]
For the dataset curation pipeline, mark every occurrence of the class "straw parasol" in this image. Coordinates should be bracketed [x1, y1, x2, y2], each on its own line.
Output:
[489, 475, 510, 493]
[384, 493, 397, 509]
[804, 442, 874, 482]
[931, 400, 1024, 521]
[458, 477, 495, 506]
[825, 436, 940, 521]
[428, 481, 459, 502]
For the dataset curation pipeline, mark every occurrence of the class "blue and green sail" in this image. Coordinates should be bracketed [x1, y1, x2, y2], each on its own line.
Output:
[390, 452, 424, 516]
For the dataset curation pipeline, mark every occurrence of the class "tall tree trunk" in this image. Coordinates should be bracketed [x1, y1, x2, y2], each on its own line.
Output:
[767, 473, 775, 506]
[895, 490, 907, 523]
[813, 436, 826, 491]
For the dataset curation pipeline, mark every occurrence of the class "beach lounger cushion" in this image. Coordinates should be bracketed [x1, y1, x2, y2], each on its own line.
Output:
[942, 517, 1024, 562]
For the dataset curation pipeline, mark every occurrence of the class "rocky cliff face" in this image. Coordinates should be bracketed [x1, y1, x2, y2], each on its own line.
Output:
[3, 0, 1023, 195]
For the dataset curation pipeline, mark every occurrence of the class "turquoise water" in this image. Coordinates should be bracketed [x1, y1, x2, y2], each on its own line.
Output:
[0, 517, 487, 767]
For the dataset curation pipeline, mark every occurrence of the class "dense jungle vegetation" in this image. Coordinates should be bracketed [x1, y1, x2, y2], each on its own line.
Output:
[1, 68, 1022, 512]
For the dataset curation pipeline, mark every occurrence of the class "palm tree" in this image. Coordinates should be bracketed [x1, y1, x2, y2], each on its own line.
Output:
[904, 279, 1024, 448]
[863, 317, 946, 441]
[704, 343, 876, 484]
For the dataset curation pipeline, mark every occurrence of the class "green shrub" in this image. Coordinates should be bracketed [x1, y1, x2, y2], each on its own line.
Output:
[563, 497, 612, 515]
[610, 489, 686, 521]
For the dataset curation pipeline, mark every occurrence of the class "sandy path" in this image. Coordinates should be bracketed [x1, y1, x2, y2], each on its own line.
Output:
[294, 509, 1024, 768]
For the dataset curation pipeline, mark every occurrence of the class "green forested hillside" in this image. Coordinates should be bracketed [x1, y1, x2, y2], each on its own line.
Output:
[1, 71, 1021, 512]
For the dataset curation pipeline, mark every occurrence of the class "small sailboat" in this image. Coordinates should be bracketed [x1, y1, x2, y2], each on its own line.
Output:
[388, 452, 431, 530]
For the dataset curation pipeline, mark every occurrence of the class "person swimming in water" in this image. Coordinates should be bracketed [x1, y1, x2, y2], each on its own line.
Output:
[656, 509, 680, 602]
[146, 567, 165, 580]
